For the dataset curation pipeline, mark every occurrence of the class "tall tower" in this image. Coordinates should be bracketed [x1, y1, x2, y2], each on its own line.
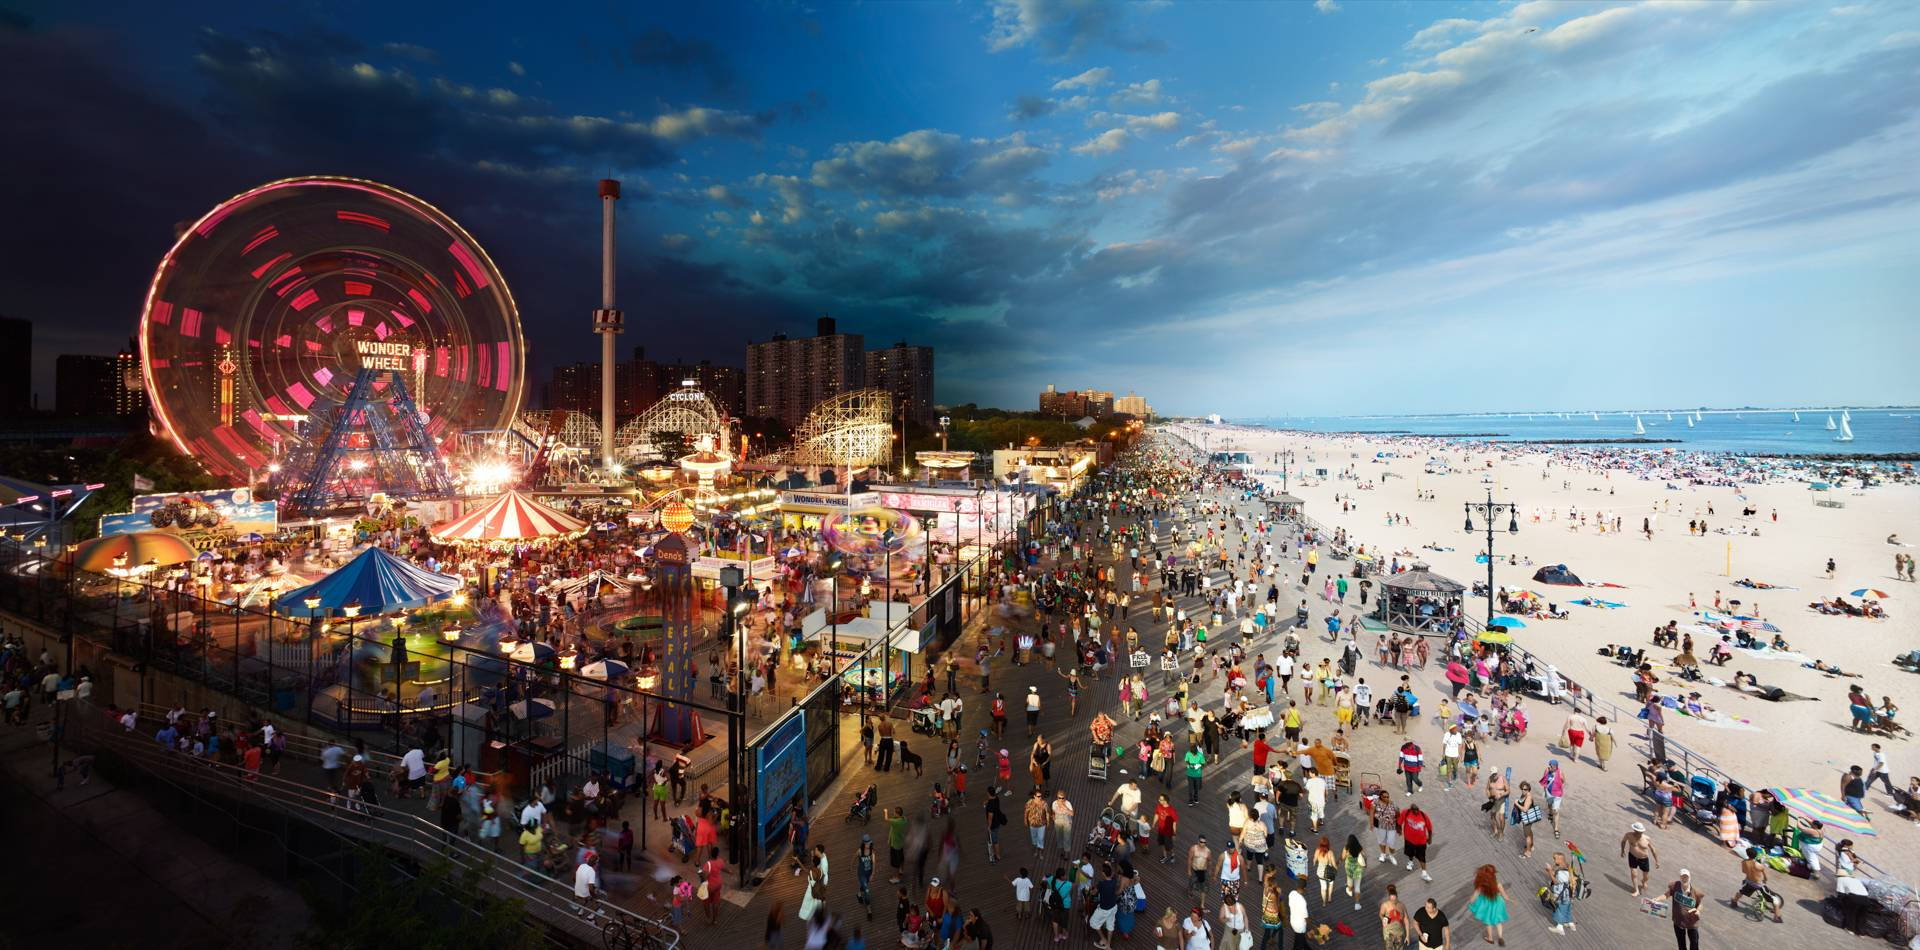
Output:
[593, 179, 624, 472]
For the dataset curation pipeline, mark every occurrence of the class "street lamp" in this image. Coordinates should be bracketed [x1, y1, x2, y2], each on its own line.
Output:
[719, 563, 747, 868]
[1463, 489, 1520, 629]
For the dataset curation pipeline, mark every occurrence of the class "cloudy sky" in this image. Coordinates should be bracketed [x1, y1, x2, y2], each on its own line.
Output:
[4, 0, 1917, 416]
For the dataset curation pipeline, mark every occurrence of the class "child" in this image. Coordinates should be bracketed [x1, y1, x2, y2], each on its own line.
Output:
[1011, 867, 1035, 920]
[998, 749, 1013, 787]
[668, 874, 691, 926]
[930, 782, 949, 818]
[952, 765, 969, 805]
[977, 728, 990, 768]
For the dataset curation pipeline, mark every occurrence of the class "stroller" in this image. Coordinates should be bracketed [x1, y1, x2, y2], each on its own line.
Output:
[846, 784, 877, 824]
[911, 706, 942, 736]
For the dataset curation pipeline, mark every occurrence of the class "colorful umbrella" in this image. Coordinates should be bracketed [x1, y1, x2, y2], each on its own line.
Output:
[67, 531, 198, 572]
[1851, 588, 1892, 599]
[1770, 787, 1876, 837]
[1489, 616, 1528, 629]
[1477, 629, 1515, 645]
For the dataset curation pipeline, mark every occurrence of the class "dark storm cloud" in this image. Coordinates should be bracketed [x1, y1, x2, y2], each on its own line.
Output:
[628, 26, 738, 95]
[1010, 95, 1058, 121]
[809, 130, 1052, 200]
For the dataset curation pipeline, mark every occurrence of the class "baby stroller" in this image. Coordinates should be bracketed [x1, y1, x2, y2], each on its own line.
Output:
[1498, 706, 1528, 743]
[911, 706, 942, 736]
[846, 784, 877, 824]
[1679, 775, 1719, 828]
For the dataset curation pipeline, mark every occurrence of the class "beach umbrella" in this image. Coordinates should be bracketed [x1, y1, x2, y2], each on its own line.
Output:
[510, 640, 557, 664]
[508, 698, 557, 720]
[1489, 616, 1528, 629]
[68, 531, 198, 572]
[1851, 588, 1892, 599]
[1770, 787, 1876, 837]
[1477, 629, 1515, 645]
[580, 658, 629, 681]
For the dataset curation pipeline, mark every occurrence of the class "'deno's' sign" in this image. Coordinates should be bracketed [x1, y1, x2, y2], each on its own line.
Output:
[355, 340, 413, 371]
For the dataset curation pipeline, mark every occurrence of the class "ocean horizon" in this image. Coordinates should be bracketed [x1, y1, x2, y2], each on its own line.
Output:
[1233, 407, 1920, 456]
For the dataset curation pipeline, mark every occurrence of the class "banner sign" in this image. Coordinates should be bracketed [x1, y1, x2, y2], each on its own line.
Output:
[756, 711, 808, 850]
[101, 488, 278, 538]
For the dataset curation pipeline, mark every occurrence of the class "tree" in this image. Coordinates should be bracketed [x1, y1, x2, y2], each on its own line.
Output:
[296, 851, 545, 950]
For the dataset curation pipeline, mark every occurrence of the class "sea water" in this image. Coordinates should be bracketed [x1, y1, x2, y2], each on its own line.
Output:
[1238, 409, 1920, 456]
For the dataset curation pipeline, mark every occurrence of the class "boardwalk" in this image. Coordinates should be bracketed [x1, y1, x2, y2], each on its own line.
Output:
[696, 468, 1858, 950]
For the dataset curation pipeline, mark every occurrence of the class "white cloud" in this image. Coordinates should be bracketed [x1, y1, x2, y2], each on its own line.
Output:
[507, 60, 526, 76]
[1315, 0, 1340, 13]
[648, 107, 766, 143]
[1109, 79, 1165, 106]
[1072, 128, 1131, 156]
[1096, 110, 1182, 132]
[1052, 66, 1112, 90]
[1292, 101, 1341, 117]
[1406, 18, 1477, 50]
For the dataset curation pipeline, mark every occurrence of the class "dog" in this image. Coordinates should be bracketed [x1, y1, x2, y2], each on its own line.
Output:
[896, 740, 924, 776]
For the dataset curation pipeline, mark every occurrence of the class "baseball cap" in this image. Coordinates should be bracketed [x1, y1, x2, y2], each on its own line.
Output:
[930, 877, 941, 886]
[1678, 868, 1691, 878]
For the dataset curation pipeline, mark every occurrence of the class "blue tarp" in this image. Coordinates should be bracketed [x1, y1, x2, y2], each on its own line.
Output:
[278, 545, 462, 618]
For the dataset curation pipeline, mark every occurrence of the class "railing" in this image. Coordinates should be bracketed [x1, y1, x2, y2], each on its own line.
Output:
[75, 700, 679, 949]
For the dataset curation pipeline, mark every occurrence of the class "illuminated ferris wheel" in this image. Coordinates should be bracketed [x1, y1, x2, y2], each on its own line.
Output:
[139, 176, 525, 483]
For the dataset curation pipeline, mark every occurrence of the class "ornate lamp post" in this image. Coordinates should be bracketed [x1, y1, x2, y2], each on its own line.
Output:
[1463, 490, 1520, 627]
[720, 563, 746, 867]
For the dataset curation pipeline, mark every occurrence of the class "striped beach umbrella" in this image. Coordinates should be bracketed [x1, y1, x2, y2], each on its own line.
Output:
[1851, 588, 1892, 599]
[1770, 787, 1876, 837]
[430, 490, 586, 542]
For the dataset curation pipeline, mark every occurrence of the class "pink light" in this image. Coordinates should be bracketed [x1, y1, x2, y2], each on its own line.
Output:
[314, 367, 333, 388]
[274, 334, 292, 347]
[291, 289, 320, 311]
[241, 226, 278, 255]
[250, 252, 292, 280]
[346, 308, 365, 326]
[447, 240, 490, 289]
[265, 396, 293, 417]
[434, 346, 448, 377]
[455, 345, 468, 382]
[453, 273, 472, 299]
[477, 342, 491, 388]
[373, 321, 390, 340]
[180, 308, 203, 338]
[305, 340, 322, 352]
[336, 210, 391, 231]
[406, 288, 432, 313]
[495, 341, 511, 392]
[272, 270, 303, 296]
[241, 409, 274, 439]
[149, 358, 169, 368]
[247, 338, 261, 348]
[84, 483, 105, 490]
[214, 327, 231, 345]
[50, 489, 72, 498]
[343, 280, 373, 296]
[391, 309, 415, 329]
[151, 301, 173, 326]
[286, 382, 315, 410]
[194, 201, 240, 237]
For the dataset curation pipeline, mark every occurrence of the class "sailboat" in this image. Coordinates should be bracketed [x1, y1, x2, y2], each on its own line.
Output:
[1836, 416, 1855, 443]
[1634, 416, 1646, 435]
[1665, 412, 1673, 421]
[1590, 412, 1599, 421]
[1686, 416, 1695, 428]
[1842, 409, 1852, 423]
[1792, 411, 1800, 423]
[1826, 414, 1838, 431]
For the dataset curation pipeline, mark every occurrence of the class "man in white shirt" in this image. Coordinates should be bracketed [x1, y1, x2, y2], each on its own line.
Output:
[520, 797, 547, 830]
[1353, 679, 1373, 726]
[1287, 880, 1310, 940]
[1441, 726, 1464, 790]
[1305, 771, 1328, 832]
[573, 852, 601, 918]
[401, 746, 427, 797]
[1109, 778, 1143, 819]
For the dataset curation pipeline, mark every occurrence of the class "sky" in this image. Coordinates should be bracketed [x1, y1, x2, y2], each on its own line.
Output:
[2, 0, 1917, 417]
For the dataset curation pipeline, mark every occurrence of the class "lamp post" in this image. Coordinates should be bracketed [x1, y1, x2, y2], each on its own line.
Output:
[1463, 489, 1519, 628]
[719, 564, 746, 868]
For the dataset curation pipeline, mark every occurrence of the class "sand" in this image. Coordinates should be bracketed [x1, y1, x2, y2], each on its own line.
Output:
[1168, 422, 1920, 878]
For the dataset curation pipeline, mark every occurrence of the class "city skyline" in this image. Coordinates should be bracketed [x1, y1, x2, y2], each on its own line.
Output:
[1, 2, 1915, 416]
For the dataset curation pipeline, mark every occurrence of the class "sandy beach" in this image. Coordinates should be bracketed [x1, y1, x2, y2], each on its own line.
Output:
[1171, 423, 1920, 877]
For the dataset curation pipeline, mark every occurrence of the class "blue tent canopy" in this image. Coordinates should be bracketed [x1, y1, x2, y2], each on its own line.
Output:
[278, 545, 462, 618]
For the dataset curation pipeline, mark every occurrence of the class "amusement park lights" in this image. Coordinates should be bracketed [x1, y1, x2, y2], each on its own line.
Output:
[466, 460, 515, 493]
[349, 458, 370, 472]
[660, 502, 695, 534]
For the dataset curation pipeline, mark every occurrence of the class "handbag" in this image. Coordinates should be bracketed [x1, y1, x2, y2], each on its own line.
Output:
[696, 881, 710, 901]
[1519, 805, 1542, 825]
[1133, 883, 1148, 913]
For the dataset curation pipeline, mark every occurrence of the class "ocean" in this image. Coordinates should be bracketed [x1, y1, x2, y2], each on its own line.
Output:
[1238, 409, 1920, 457]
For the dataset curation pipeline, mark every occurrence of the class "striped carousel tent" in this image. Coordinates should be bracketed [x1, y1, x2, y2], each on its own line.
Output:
[430, 490, 587, 543]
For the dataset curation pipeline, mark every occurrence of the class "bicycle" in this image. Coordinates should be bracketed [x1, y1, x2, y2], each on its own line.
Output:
[1736, 883, 1782, 923]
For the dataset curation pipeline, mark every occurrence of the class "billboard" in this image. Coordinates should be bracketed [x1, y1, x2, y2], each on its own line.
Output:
[755, 711, 808, 850]
[100, 488, 279, 538]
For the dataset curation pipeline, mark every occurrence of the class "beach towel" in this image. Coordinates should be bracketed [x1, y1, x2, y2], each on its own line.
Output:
[1571, 598, 1625, 609]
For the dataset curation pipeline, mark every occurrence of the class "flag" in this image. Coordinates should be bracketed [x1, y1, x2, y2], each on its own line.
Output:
[131, 473, 155, 491]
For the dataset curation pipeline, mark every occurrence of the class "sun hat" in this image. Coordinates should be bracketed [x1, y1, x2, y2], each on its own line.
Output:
[1632, 822, 1645, 832]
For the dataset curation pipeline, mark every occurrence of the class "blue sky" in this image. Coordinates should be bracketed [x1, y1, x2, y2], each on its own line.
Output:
[4, 0, 1917, 415]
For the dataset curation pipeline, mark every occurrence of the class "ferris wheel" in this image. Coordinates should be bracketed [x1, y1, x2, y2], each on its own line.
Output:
[139, 176, 525, 483]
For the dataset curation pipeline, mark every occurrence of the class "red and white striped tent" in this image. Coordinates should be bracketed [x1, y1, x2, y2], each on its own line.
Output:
[430, 490, 587, 543]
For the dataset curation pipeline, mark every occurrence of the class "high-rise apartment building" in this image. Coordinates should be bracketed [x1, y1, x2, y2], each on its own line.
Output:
[0, 317, 30, 414]
[55, 354, 118, 417]
[658, 358, 745, 418]
[1039, 384, 1086, 418]
[865, 342, 934, 427]
[114, 339, 147, 419]
[1113, 392, 1152, 418]
[745, 316, 865, 425]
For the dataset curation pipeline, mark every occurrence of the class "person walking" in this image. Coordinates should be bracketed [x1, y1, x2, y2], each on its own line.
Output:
[1377, 884, 1409, 950]
[1397, 803, 1433, 882]
[1513, 781, 1541, 858]
[1397, 739, 1424, 795]
[1466, 864, 1511, 946]
[1184, 741, 1207, 806]
[1592, 716, 1615, 771]
[1341, 835, 1366, 911]
[1668, 869, 1704, 950]
[1545, 853, 1576, 934]
[1024, 791, 1048, 859]
[1285, 880, 1309, 950]
[1539, 760, 1566, 839]
[1309, 837, 1337, 906]
[1620, 822, 1660, 896]
[1050, 790, 1075, 860]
